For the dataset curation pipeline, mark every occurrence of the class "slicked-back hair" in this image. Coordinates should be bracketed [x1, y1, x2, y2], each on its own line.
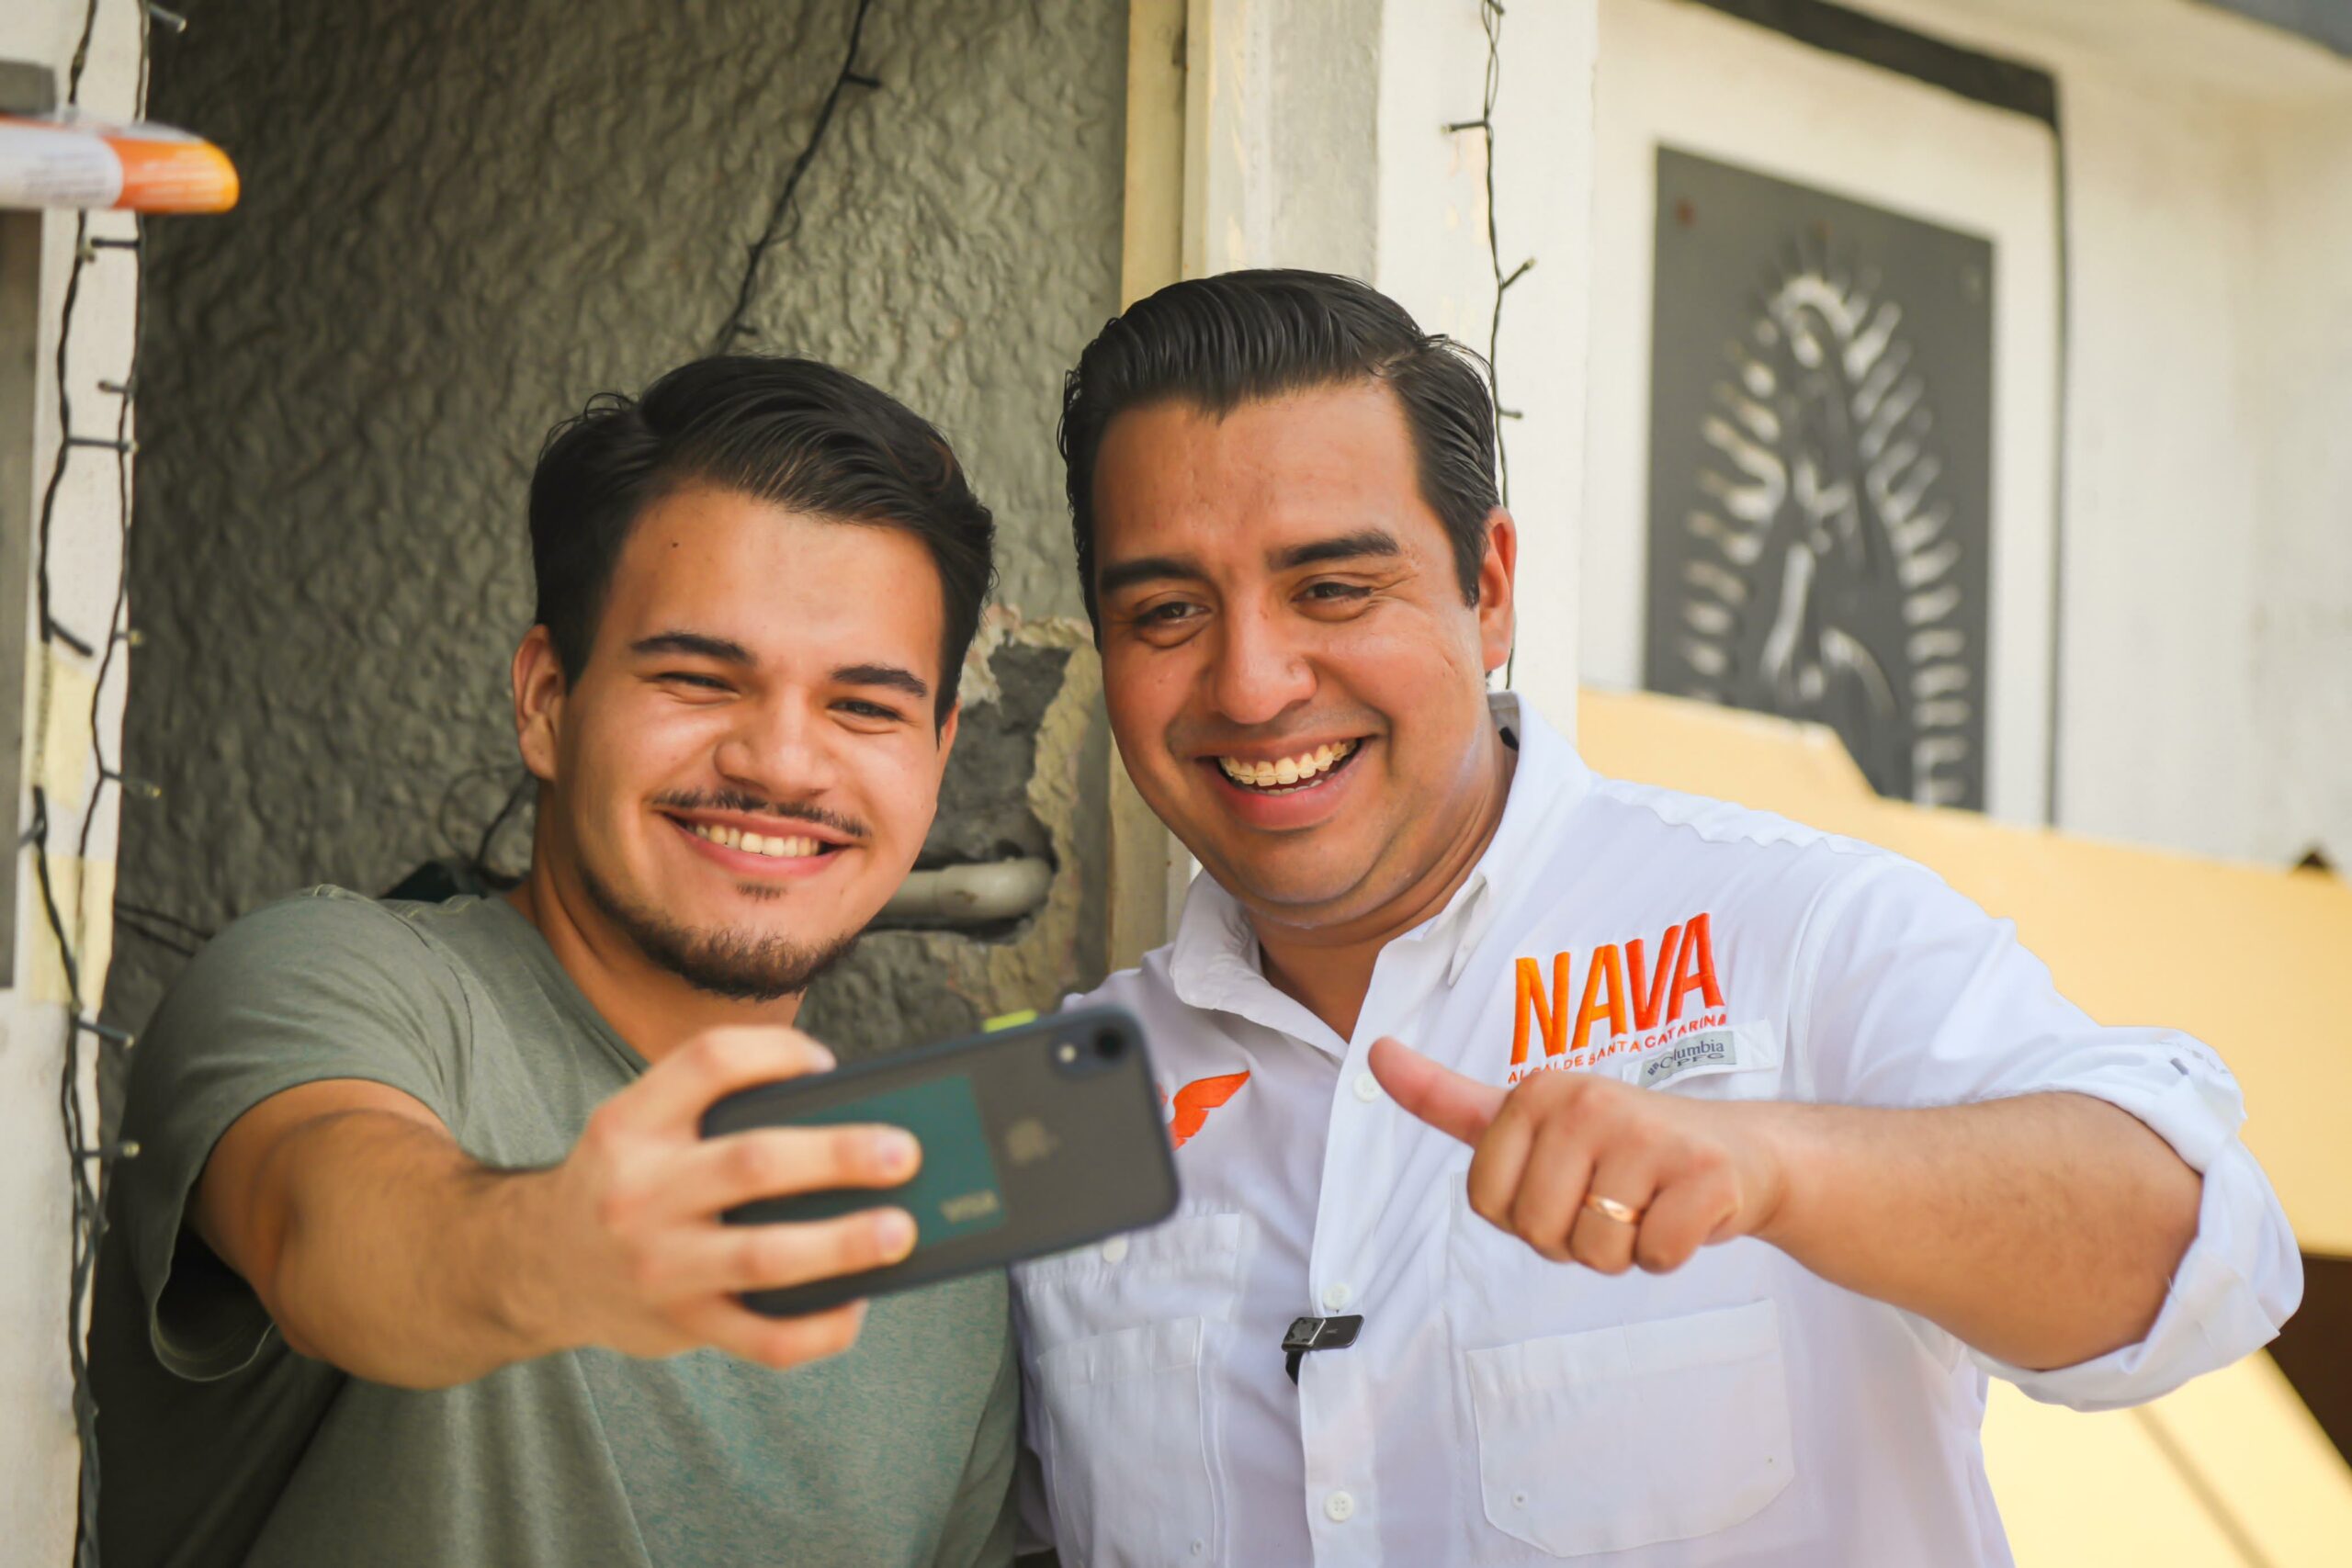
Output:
[529, 355, 995, 726]
[1058, 268, 1499, 632]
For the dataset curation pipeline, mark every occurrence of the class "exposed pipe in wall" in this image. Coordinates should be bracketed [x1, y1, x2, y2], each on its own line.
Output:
[878, 856, 1054, 928]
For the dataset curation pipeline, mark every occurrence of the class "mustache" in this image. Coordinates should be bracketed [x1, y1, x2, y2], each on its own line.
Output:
[1170, 713, 1383, 756]
[652, 789, 871, 841]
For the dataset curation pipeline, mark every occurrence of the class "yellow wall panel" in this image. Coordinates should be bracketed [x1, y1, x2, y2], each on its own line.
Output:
[1984, 1352, 2352, 1566]
[2145, 1348, 2352, 1563]
[1577, 688, 2352, 1256]
[1983, 1378, 2253, 1565]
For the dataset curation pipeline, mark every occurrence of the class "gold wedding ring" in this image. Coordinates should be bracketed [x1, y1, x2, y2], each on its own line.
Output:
[1583, 1192, 1644, 1226]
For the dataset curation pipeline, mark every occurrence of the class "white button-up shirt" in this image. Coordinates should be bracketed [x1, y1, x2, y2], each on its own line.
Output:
[1012, 694, 2300, 1567]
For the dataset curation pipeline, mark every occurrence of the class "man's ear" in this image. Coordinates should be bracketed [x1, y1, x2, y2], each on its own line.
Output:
[1476, 508, 1519, 676]
[513, 626, 569, 784]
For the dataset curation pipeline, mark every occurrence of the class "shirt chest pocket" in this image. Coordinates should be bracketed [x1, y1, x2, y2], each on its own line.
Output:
[1465, 1300, 1795, 1558]
[1020, 1211, 1249, 1568]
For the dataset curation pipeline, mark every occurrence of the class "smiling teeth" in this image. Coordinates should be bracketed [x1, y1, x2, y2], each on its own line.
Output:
[1216, 739, 1359, 790]
[690, 823, 821, 858]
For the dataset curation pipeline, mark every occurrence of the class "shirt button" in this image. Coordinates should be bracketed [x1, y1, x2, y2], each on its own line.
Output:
[1100, 1236, 1129, 1264]
[1321, 1281, 1352, 1312]
[1353, 1071, 1381, 1103]
[1325, 1489, 1357, 1523]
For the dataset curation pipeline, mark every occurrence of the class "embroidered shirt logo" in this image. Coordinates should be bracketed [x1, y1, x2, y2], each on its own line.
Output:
[1640, 1029, 1740, 1086]
[1160, 1071, 1250, 1149]
[1509, 913, 1727, 1084]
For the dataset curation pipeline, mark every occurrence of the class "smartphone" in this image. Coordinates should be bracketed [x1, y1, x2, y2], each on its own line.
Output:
[698, 1004, 1179, 1317]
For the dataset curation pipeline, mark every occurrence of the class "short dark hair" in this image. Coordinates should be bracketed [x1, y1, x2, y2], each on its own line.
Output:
[530, 355, 995, 724]
[1058, 269, 1499, 631]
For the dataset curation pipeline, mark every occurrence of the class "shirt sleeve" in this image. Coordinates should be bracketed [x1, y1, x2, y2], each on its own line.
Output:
[1794, 856, 2302, 1411]
[116, 889, 473, 1382]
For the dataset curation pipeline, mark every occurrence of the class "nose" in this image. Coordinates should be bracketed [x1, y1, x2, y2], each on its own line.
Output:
[711, 694, 842, 800]
[1208, 603, 1316, 728]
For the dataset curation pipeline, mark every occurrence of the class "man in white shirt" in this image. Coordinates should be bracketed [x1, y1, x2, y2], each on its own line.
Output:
[1015, 269, 2301, 1566]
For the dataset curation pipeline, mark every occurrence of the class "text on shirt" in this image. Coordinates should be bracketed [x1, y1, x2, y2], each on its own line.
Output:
[1510, 912, 1726, 1082]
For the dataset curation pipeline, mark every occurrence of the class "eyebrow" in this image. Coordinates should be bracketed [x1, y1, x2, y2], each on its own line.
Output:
[1272, 528, 1401, 571]
[630, 637, 930, 702]
[832, 662, 932, 702]
[1095, 554, 1206, 598]
[631, 631, 753, 663]
[1096, 528, 1404, 600]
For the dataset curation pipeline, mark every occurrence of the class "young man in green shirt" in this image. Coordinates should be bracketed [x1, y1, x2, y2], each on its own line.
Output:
[92, 355, 1019, 1567]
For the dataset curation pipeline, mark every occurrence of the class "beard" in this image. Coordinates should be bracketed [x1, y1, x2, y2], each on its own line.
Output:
[578, 858, 862, 1003]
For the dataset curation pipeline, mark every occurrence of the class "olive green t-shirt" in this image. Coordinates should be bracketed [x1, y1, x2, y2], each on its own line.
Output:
[91, 888, 1019, 1568]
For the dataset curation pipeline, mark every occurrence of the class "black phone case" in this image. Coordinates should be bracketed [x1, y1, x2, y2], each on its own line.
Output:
[698, 1005, 1180, 1316]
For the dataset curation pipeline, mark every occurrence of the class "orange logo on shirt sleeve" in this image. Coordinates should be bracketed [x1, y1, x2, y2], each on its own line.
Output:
[1164, 1071, 1251, 1148]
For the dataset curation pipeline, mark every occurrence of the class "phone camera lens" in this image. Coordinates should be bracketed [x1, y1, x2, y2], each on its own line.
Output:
[1092, 1029, 1125, 1058]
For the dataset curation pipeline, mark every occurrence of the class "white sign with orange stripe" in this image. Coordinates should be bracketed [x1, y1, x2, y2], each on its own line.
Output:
[0, 111, 237, 214]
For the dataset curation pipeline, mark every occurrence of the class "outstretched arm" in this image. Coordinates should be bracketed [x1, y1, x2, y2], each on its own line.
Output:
[196, 1027, 922, 1388]
[1370, 1039, 2200, 1371]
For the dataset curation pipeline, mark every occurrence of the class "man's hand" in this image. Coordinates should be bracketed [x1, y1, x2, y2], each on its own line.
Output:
[524, 1025, 922, 1368]
[1368, 1036, 1787, 1274]
[1369, 1036, 2204, 1369]
[201, 1024, 923, 1387]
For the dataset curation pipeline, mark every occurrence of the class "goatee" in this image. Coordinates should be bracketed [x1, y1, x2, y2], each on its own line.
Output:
[579, 862, 861, 1002]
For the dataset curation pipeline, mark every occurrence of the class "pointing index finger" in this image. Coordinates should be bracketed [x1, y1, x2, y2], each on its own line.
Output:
[1368, 1036, 1507, 1145]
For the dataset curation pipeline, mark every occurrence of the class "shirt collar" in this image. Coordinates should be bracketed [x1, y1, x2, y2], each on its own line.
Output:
[1164, 691, 1596, 1025]
[1430, 692, 1593, 983]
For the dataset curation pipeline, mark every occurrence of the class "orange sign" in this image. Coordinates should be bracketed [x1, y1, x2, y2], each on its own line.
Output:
[0, 112, 238, 213]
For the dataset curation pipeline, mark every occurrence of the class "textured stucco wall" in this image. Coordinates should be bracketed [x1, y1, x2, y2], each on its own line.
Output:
[105, 0, 1126, 1043]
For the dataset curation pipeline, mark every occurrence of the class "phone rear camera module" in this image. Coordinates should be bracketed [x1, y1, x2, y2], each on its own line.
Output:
[1050, 1030, 1127, 1077]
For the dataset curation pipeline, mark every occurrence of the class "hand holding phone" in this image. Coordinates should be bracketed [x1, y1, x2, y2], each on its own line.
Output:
[531, 1025, 922, 1367]
[701, 1006, 1180, 1317]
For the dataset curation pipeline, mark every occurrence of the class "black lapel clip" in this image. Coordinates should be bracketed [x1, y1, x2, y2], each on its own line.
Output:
[1283, 1314, 1364, 1383]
